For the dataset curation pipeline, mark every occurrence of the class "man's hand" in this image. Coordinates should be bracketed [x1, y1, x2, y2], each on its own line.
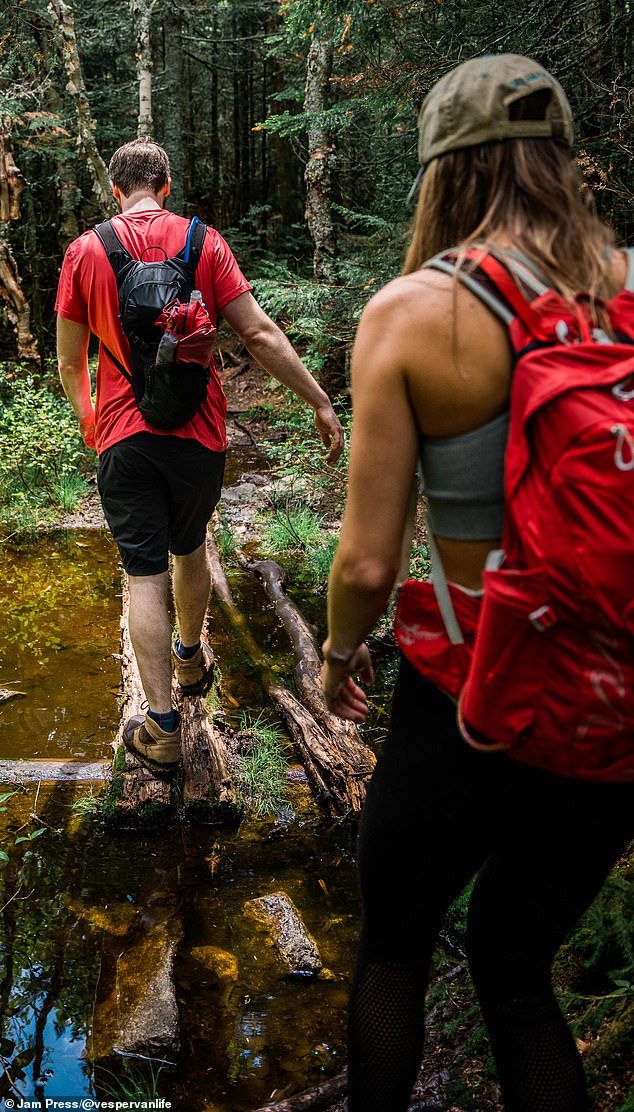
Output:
[314, 403, 344, 464]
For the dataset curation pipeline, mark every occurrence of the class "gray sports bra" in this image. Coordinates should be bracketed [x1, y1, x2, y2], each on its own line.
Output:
[420, 411, 509, 540]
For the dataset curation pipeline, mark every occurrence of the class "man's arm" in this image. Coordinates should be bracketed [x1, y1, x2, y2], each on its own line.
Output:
[221, 292, 344, 463]
[56, 315, 96, 449]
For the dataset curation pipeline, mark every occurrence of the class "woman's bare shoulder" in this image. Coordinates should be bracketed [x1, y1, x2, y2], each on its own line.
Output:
[361, 269, 455, 320]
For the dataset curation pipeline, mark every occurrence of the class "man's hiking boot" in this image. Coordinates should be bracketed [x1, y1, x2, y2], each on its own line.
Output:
[172, 639, 215, 696]
[123, 712, 180, 772]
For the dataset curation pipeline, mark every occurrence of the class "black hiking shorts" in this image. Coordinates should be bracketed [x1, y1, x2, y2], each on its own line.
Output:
[97, 432, 226, 576]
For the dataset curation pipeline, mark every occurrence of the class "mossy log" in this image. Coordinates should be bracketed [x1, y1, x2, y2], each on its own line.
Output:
[176, 658, 242, 823]
[209, 533, 375, 817]
[238, 556, 376, 815]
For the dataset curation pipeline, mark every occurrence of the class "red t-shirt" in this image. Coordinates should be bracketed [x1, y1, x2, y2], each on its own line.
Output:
[55, 208, 252, 455]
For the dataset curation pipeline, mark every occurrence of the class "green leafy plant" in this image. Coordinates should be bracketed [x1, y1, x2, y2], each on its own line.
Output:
[261, 502, 324, 555]
[0, 364, 92, 537]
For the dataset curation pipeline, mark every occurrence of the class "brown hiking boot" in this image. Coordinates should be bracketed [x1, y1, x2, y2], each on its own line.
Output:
[123, 712, 180, 771]
[172, 639, 215, 695]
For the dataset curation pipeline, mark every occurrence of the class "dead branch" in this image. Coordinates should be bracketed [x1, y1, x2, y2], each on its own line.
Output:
[253, 1069, 347, 1111]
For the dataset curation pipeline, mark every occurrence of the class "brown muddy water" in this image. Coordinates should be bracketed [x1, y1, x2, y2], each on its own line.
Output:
[0, 529, 361, 1111]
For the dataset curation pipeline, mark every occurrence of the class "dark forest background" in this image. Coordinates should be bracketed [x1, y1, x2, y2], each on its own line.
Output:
[0, 0, 632, 384]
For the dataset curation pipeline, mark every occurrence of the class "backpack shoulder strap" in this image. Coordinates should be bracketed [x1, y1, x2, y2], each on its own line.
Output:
[99, 341, 133, 384]
[93, 219, 133, 281]
[423, 248, 556, 340]
[423, 252, 517, 327]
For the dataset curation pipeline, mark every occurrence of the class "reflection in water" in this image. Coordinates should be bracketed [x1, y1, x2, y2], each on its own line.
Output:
[0, 532, 121, 760]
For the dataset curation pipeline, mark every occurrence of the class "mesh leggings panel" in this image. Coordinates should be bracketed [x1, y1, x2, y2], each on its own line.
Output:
[477, 994, 588, 1112]
[347, 957, 429, 1112]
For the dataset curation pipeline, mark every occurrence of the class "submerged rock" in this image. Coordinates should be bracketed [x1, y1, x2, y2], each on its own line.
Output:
[90, 915, 183, 1065]
[189, 944, 239, 987]
[243, 892, 323, 977]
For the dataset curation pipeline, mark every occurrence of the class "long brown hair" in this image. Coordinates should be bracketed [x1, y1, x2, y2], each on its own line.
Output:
[403, 138, 616, 300]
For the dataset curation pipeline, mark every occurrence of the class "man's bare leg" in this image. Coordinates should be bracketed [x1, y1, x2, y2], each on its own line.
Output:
[172, 541, 211, 648]
[127, 571, 172, 713]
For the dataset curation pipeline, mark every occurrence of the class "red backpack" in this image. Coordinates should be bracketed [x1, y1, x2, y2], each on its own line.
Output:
[396, 247, 634, 782]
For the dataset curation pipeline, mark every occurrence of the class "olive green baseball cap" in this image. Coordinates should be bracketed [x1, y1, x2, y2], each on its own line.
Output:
[416, 53, 573, 167]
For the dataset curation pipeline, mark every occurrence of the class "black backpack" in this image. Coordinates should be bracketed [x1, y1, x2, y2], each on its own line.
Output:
[93, 216, 211, 430]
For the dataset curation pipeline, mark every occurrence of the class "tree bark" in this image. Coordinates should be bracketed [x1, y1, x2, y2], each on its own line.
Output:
[131, 0, 157, 137]
[47, 0, 115, 214]
[0, 124, 39, 363]
[161, 5, 185, 214]
[176, 624, 242, 823]
[239, 556, 376, 816]
[253, 1070, 348, 1112]
[304, 17, 337, 284]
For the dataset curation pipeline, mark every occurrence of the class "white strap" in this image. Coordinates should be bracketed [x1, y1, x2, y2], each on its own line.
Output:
[426, 522, 464, 645]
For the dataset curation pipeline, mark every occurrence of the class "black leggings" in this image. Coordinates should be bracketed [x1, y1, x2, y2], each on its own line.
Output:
[348, 658, 634, 1112]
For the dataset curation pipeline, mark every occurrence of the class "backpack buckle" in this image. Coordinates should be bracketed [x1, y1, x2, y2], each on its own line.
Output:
[529, 604, 556, 631]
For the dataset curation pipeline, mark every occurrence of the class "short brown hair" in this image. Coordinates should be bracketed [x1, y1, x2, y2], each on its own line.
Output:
[108, 138, 170, 197]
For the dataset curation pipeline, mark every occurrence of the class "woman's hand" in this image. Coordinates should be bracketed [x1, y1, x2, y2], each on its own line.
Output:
[321, 642, 375, 723]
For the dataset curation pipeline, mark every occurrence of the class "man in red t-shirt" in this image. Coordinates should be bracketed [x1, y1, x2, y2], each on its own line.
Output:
[56, 138, 344, 772]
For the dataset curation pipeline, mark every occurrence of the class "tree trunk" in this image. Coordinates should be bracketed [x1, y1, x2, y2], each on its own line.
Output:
[210, 6, 220, 211]
[47, 0, 115, 215]
[303, 17, 348, 395]
[304, 18, 337, 284]
[0, 125, 39, 363]
[161, 5, 185, 214]
[131, 0, 157, 137]
[253, 1070, 348, 1112]
[176, 619, 242, 823]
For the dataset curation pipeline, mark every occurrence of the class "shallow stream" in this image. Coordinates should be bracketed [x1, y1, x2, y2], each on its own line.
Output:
[0, 526, 361, 1111]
